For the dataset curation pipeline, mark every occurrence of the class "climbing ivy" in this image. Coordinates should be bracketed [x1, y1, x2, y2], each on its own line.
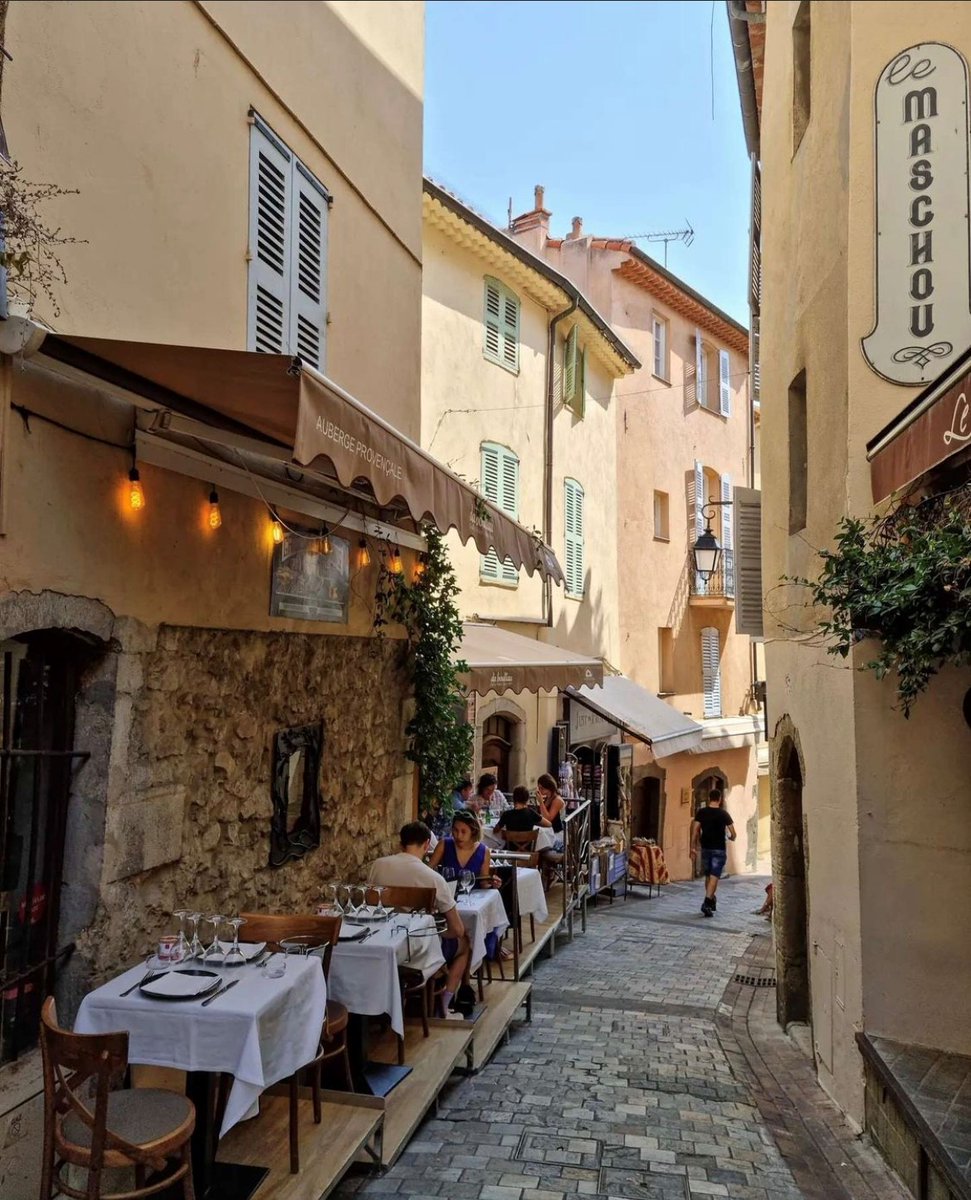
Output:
[374, 526, 472, 812]
[791, 487, 971, 715]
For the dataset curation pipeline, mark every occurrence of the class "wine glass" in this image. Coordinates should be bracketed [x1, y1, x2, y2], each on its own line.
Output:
[326, 883, 344, 915]
[337, 883, 351, 915]
[440, 866, 456, 883]
[202, 914, 225, 962]
[173, 910, 190, 961]
[187, 912, 204, 960]
[224, 916, 247, 968]
[372, 886, 387, 919]
[459, 869, 474, 898]
[352, 885, 367, 916]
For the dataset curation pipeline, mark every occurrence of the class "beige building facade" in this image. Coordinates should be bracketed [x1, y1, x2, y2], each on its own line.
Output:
[510, 198, 763, 881]
[422, 181, 638, 792]
[732, 2, 971, 1191]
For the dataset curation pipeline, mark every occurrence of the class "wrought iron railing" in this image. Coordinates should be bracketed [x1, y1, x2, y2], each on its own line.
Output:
[688, 548, 735, 599]
[562, 800, 591, 938]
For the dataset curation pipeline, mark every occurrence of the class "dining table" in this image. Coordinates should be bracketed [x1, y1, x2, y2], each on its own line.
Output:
[455, 885, 509, 970]
[482, 821, 558, 852]
[75, 950, 326, 1199]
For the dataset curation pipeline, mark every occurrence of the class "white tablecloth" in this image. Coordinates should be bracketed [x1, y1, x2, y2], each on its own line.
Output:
[75, 955, 326, 1137]
[516, 867, 549, 923]
[456, 888, 509, 970]
[328, 914, 444, 1037]
[482, 823, 557, 852]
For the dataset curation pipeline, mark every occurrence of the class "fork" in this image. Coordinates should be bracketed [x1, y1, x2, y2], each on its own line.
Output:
[120, 970, 163, 997]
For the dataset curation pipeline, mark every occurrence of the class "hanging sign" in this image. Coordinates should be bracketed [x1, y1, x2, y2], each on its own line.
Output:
[862, 43, 971, 386]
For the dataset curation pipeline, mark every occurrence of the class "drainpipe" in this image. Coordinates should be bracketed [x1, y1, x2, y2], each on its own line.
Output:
[544, 297, 578, 627]
[726, 1, 761, 160]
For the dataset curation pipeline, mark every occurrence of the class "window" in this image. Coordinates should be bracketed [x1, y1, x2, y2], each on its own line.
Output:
[483, 277, 520, 373]
[563, 324, 585, 416]
[653, 490, 670, 540]
[480, 443, 520, 584]
[789, 369, 808, 534]
[247, 114, 330, 369]
[658, 627, 675, 694]
[564, 478, 585, 597]
[701, 627, 722, 718]
[718, 349, 732, 417]
[652, 315, 669, 380]
[792, 0, 812, 152]
[697, 339, 710, 408]
[734, 486, 764, 637]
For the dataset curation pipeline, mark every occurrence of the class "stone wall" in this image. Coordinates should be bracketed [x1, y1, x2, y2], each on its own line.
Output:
[76, 623, 413, 992]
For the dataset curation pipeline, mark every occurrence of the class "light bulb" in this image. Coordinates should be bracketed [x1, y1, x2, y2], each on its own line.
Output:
[413, 554, 427, 582]
[357, 538, 372, 568]
[310, 529, 331, 555]
[271, 517, 284, 545]
[390, 548, 403, 575]
[128, 467, 145, 511]
[208, 489, 222, 530]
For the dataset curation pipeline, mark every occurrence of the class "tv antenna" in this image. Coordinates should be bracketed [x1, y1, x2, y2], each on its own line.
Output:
[624, 221, 695, 268]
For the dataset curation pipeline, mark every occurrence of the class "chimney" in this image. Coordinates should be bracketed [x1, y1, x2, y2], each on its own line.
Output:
[509, 184, 551, 237]
[567, 216, 583, 241]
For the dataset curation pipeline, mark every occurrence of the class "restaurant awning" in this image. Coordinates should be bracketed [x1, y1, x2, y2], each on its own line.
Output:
[457, 623, 604, 696]
[868, 346, 971, 502]
[565, 676, 704, 759]
[39, 334, 565, 582]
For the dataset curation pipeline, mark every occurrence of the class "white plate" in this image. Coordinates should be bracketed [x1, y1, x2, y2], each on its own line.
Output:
[337, 926, 369, 942]
[201, 941, 266, 966]
[140, 969, 221, 1000]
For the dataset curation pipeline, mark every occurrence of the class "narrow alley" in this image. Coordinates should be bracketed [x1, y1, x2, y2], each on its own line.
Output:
[337, 879, 907, 1200]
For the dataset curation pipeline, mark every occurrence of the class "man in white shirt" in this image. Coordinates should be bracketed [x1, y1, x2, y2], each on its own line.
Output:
[368, 821, 470, 1016]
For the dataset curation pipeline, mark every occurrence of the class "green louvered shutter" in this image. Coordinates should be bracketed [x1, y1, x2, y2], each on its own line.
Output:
[565, 478, 585, 597]
[484, 277, 520, 372]
[480, 443, 520, 584]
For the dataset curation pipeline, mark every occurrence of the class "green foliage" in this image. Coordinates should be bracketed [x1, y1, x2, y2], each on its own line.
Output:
[374, 527, 472, 811]
[793, 489, 971, 715]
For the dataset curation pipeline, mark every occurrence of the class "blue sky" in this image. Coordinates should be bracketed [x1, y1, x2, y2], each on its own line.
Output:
[424, 0, 750, 324]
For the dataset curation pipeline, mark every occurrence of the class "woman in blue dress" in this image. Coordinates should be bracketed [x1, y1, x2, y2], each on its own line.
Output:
[428, 810, 492, 879]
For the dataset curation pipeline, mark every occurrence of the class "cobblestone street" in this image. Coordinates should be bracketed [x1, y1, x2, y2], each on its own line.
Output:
[336, 876, 908, 1200]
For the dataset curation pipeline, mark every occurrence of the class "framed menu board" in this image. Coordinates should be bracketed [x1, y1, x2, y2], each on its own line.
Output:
[270, 532, 349, 624]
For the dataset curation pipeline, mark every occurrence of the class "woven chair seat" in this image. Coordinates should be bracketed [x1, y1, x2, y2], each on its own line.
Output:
[62, 1089, 194, 1153]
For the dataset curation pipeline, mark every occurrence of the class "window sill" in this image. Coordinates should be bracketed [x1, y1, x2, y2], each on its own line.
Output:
[658, 691, 675, 699]
[651, 372, 671, 386]
[697, 403, 729, 420]
[479, 576, 520, 590]
[653, 534, 670, 543]
[483, 352, 520, 377]
[564, 591, 585, 603]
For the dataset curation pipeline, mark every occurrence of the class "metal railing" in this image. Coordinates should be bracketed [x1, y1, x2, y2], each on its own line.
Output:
[562, 800, 591, 939]
[688, 548, 735, 600]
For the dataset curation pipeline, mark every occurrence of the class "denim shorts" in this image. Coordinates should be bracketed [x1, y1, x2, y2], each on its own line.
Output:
[700, 848, 727, 878]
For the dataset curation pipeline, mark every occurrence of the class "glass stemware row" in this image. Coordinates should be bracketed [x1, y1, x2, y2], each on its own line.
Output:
[323, 882, 388, 919]
[439, 866, 475, 897]
[167, 911, 247, 964]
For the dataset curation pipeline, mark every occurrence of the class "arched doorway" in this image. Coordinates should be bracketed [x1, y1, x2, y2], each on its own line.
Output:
[775, 735, 810, 1027]
[689, 768, 729, 877]
[481, 714, 513, 793]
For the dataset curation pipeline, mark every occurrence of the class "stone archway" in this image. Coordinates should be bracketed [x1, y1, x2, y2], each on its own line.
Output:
[773, 721, 810, 1027]
[474, 695, 527, 791]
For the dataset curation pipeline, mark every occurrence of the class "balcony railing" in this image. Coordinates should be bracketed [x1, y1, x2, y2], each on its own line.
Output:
[688, 548, 735, 600]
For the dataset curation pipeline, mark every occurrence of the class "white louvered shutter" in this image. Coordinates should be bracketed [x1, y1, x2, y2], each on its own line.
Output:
[484, 279, 503, 364]
[480, 444, 519, 584]
[719, 349, 732, 417]
[690, 460, 705, 593]
[733, 487, 764, 637]
[702, 627, 722, 718]
[721, 473, 734, 596]
[565, 479, 585, 597]
[697, 336, 708, 408]
[563, 324, 578, 406]
[248, 123, 292, 354]
[290, 163, 328, 370]
[685, 329, 699, 408]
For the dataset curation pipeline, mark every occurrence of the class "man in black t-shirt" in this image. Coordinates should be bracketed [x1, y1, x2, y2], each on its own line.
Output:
[690, 788, 736, 917]
[494, 786, 552, 839]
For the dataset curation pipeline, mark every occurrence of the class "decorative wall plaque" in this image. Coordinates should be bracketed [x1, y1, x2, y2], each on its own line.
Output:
[862, 43, 971, 386]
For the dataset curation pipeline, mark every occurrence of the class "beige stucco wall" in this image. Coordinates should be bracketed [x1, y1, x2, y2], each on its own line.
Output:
[2, 0, 423, 437]
[758, 0, 971, 1124]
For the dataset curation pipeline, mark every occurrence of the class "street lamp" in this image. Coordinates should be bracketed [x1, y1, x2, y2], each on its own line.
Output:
[691, 500, 733, 583]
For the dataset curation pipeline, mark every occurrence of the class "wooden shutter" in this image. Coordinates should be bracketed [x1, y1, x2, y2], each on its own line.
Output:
[702, 627, 722, 718]
[248, 121, 292, 354]
[733, 486, 764, 636]
[685, 328, 700, 409]
[689, 460, 705, 592]
[653, 318, 666, 378]
[697, 337, 708, 408]
[290, 162, 329, 370]
[719, 349, 732, 416]
[484, 279, 503, 364]
[721, 473, 734, 596]
[563, 324, 578, 404]
[501, 289, 520, 371]
[483, 278, 520, 372]
[480, 443, 519, 584]
[565, 478, 584, 596]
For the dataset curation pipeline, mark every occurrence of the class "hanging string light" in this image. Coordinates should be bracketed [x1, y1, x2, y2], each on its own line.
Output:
[389, 547, 403, 575]
[412, 552, 427, 582]
[271, 515, 284, 545]
[357, 538, 372, 568]
[207, 487, 222, 530]
[310, 526, 332, 555]
[128, 466, 145, 511]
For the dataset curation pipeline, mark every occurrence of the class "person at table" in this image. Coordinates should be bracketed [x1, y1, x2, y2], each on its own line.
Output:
[536, 773, 565, 836]
[472, 772, 505, 819]
[494, 786, 551, 840]
[451, 779, 474, 811]
[368, 820, 470, 1016]
[428, 810, 494, 881]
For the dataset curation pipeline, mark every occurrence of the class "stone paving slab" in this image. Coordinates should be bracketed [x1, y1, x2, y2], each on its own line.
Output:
[335, 875, 905, 1200]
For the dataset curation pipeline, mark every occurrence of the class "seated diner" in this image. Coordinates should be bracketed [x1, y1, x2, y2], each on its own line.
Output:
[368, 820, 470, 1015]
[472, 772, 504, 819]
[536, 772, 565, 843]
[428, 809, 495, 882]
[494, 785, 551, 839]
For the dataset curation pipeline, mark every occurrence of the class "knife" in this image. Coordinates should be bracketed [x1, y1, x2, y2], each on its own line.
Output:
[201, 978, 240, 1007]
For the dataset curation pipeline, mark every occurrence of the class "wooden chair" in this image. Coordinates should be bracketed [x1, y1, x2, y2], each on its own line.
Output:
[238, 913, 349, 1173]
[39, 996, 196, 1200]
[497, 833, 539, 946]
[365, 885, 446, 1061]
